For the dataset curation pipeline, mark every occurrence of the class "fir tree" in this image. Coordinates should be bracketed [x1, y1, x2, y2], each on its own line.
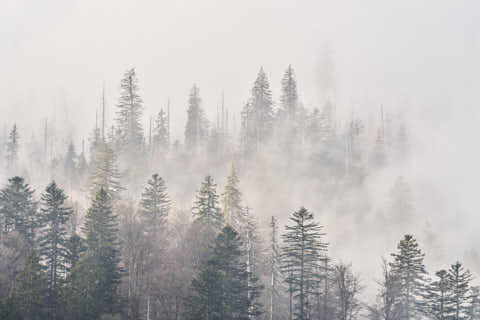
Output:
[37, 181, 72, 320]
[467, 286, 480, 320]
[268, 216, 282, 320]
[192, 175, 224, 231]
[87, 142, 122, 200]
[67, 188, 123, 320]
[115, 68, 145, 156]
[281, 207, 328, 320]
[427, 269, 451, 320]
[389, 235, 428, 320]
[447, 262, 473, 320]
[64, 233, 85, 275]
[0, 176, 38, 246]
[5, 124, 19, 169]
[241, 68, 274, 153]
[153, 108, 170, 153]
[185, 225, 263, 320]
[9, 250, 48, 320]
[185, 84, 208, 150]
[221, 164, 245, 230]
[280, 65, 298, 121]
[139, 173, 170, 234]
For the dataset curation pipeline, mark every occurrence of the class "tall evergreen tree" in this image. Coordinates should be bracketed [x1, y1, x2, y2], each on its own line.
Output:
[115, 68, 145, 156]
[5, 124, 19, 169]
[268, 216, 282, 320]
[87, 142, 122, 200]
[185, 84, 208, 150]
[221, 164, 245, 230]
[241, 68, 274, 153]
[427, 269, 451, 320]
[153, 108, 170, 153]
[467, 287, 480, 320]
[389, 235, 428, 320]
[9, 250, 48, 320]
[192, 175, 224, 230]
[280, 65, 298, 121]
[447, 262, 473, 320]
[37, 181, 72, 320]
[0, 176, 38, 246]
[139, 173, 170, 233]
[67, 189, 123, 320]
[281, 207, 328, 320]
[185, 225, 263, 320]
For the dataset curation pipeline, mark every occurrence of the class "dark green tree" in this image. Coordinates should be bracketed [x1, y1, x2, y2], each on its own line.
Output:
[447, 262, 473, 320]
[139, 173, 170, 234]
[281, 207, 328, 320]
[37, 181, 72, 320]
[192, 175, 224, 231]
[427, 269, 451, 320]
[185, 225, 263, 320]
[0, 176, 38, 246]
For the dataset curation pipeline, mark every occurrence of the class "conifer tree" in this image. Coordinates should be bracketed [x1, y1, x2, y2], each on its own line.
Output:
[37, 181, 72, 320]
[153, 108, 170, 153]
[115, 68, 145, 156]
[87, 142, 122, 200]
[9, 250, 48, 320]
[280, 65, 298, 122]
[185, 84, 208, 150]
[447, 262, 473, 320]
[368, 259, 401, 320]
[389, 235, 428, 320]
[221, 164, 245, 229]
[0, 176, 38, 246]
[241, 68, 274, 153]
[268, 216, 282, 320]
[185, 225, 263, 320]
[139, 173, 170, 234]
[281, 207, 328, 320]
[67, 189, 122, 320]
[427, 269, 451, 320]
[192, 175, 224, 230]
[467, 287, 480, 320]
[5, 124, 19, 169]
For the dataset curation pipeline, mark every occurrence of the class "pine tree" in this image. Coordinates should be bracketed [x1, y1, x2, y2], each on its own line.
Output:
[447, 262, 473, 320]
[9, 250, 48, 320]
[389, 235, 428, 320]
[280, 65, 298, 121]
[192, 175, 224, 231]
[5, 124, 19, 169]
[115, 68, 145, 156]
[37, 181, 72, 320]
[221, 164, 245, 230]
[241, 68, 274, 153]
[153, 108, 170, 153]
[67, 188, 123, 320]
[87, 142, 122, 200]
[281, 207, 328, 320]
[185, 84, 208, 150]
[0, 176, 38, 246]
[139, 173, 170, 234]
[185, 225, 263, 320]
[427, 269, 451, 320]
[64, 233, 85, 275]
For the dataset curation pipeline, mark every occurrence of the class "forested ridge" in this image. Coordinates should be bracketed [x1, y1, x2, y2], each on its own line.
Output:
[0, 67, 477, 320]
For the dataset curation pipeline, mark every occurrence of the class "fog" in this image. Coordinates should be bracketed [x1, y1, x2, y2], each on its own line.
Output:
[1, 0, 480, 305]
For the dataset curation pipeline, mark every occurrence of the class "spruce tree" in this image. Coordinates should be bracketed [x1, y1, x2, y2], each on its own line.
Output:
[185, 225, 263, 320]
[9, 250, 48, 320]
[467, 286, 480, 320]
[241, 67, 274, 153]
[389, 235, 428, 320]
[0, 176, 38, 246]
[153, 108, 170, 153]
[427, 269, 451, 320]
[281, 207, 328, 320]
[67, 188, 122, 320]
[87, 142, 122, 200]
[192, 175, 224, 230]
[115, 68, 145, 156]
[139, 173, 170, 234]
[280, 65, 298, 121]
[447, 262, 473, 320]
[185, 84, 208, 150]
[37, 181, 72, 320]
[5, 124, 19, 169]
[221, 164, 245, 230]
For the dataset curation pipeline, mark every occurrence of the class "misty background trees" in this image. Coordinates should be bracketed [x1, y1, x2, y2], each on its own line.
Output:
[0, 66, 477, 320]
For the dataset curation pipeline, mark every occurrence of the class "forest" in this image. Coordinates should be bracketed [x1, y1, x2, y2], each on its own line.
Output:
[0, 66, 477, 320]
